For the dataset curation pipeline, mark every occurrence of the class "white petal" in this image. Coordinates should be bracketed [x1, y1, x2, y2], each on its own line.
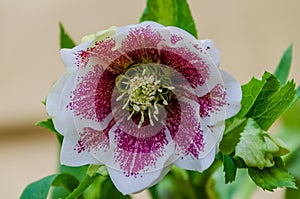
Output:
[166, 25, 197, 41]
[174, 122, 224, 172]
[60, 135, 100, 166]
[221, 70, 242, 119]
[200, 39, 220, 67]
[46, 71, 77, 137]
[174, 144, 217, 172]
[107, 166, 171, 195]
[60, 40, 93, 72]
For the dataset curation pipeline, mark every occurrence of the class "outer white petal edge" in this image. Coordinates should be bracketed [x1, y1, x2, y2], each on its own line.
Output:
[221, 70, 242, 119]
[174, 144, 217, 172]
[107, 166, 171, 195]
[60, 136, 100, 166]
[200, 39, 220, 67]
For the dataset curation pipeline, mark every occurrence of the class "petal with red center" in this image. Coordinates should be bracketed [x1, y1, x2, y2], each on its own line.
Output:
[60, 135, 100, 166]
[198, 83, 228, 125]
[174, 122, 225, 172]
[46, 71, 78, 137]
[120, 22, 163, 52]
[174, 143, 218, 172]
[60, 40, 93, 72]
[198, 71, 241, 125]
[106, 124, 174, 178]
[75, 119, 114, 154]
[165, 97, 205, 157]
[107, 165, 171, 195]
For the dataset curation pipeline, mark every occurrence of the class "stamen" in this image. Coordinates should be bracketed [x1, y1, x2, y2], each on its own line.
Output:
[116, 65, 174, 128]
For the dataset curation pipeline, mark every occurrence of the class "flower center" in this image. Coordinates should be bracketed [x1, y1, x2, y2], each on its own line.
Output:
[116, 64, 174, 128]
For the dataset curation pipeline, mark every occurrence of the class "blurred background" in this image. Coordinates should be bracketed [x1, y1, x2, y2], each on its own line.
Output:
[0, 0, 299, 198]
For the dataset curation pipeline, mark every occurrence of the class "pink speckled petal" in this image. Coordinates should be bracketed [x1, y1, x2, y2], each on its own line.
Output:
[60, 135, 100, 166]
[197, 70, 241, 125]
[68, 64, 116, 131]
[174, 143, 218, 172]
[107, 165, 170, 195]
[199, 39, 220, 67]
[46, 71, 78, 137]
[107, 124, 173, 177]
[174, 122, 224, 171]
[60, 40, 93, 72]
[220, 70, 242, 119]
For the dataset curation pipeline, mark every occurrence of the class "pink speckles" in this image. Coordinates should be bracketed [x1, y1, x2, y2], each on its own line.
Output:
[186, 131, 204, 159]
[113, 126, 168, 176]
[122, 25, 163, 51]
[170, 34, 183, 44]
[165, 96, 205, 158]
[198, 84, 227, 118]
[75, 119, 114, 153]
[160, 48, 210, 88]
[68, 65, 116, 123]
[74, 140, 86, 153]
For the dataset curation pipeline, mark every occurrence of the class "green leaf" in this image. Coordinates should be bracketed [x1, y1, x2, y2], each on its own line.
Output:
[237, 72, 278, 119]
[235, 119, 289, 169]
[36, 118, 63, 144]
[99, 177, 131, 199]
[223, 154, 237, 183]
[21, 173, 81, 199]
[51, 173, 80, 193]
[140, 0, 198, 38]
[248, 157, 297, 191]
[59, 22, 76, 49]
[20, 175, 57, 199]
[219, 118, 247, 154]
[274, 44, 293, 86]
[237, 72, 296, 130]
[249, 80, 296, 130]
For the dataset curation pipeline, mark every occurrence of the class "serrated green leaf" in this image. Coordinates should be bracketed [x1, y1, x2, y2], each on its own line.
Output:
[59, 22, 76, 49]
[140, 0, 198, 38]
[237, 72, 278, 119]
[249, 80, 296, 130]
[286, 180, 300, 199]
[235, 119, 289, 169]
[223, 154, 237, 183]
[219, 118, 247, 154]
[237, 72, 296, 130]
[36, 118, 63, 144]
[20, 174, 57, 199]
[275, 44, 293, 86]
[51, 173, 80, 193]
[248, 157, 297, 191]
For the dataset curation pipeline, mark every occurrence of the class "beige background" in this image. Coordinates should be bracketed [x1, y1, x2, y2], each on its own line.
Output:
[0, 0, 299, 198]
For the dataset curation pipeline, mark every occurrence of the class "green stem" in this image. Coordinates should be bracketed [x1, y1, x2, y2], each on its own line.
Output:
[65, 174, 98, 199]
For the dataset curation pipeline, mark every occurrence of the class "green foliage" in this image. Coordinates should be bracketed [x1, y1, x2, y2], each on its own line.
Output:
[20, 173, 81, 199]
[140, 0, 198, 38]
[235, 119, 289, 169]
[275, 44, 293, 86]
[237, 72, 296, 130]
[51, 173, 80, 193]
[99, 177, 131, 199]
[36, 118, 63, 144]
[59, 22, 76, 49]
[223, 154, 237, 183]
[248, 157, 297, 191]
[20, 175, 57, 199]
[219, 118, 247, 154]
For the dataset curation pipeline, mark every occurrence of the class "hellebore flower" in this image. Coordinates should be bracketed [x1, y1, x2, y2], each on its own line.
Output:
[46, 21, 242, 194]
